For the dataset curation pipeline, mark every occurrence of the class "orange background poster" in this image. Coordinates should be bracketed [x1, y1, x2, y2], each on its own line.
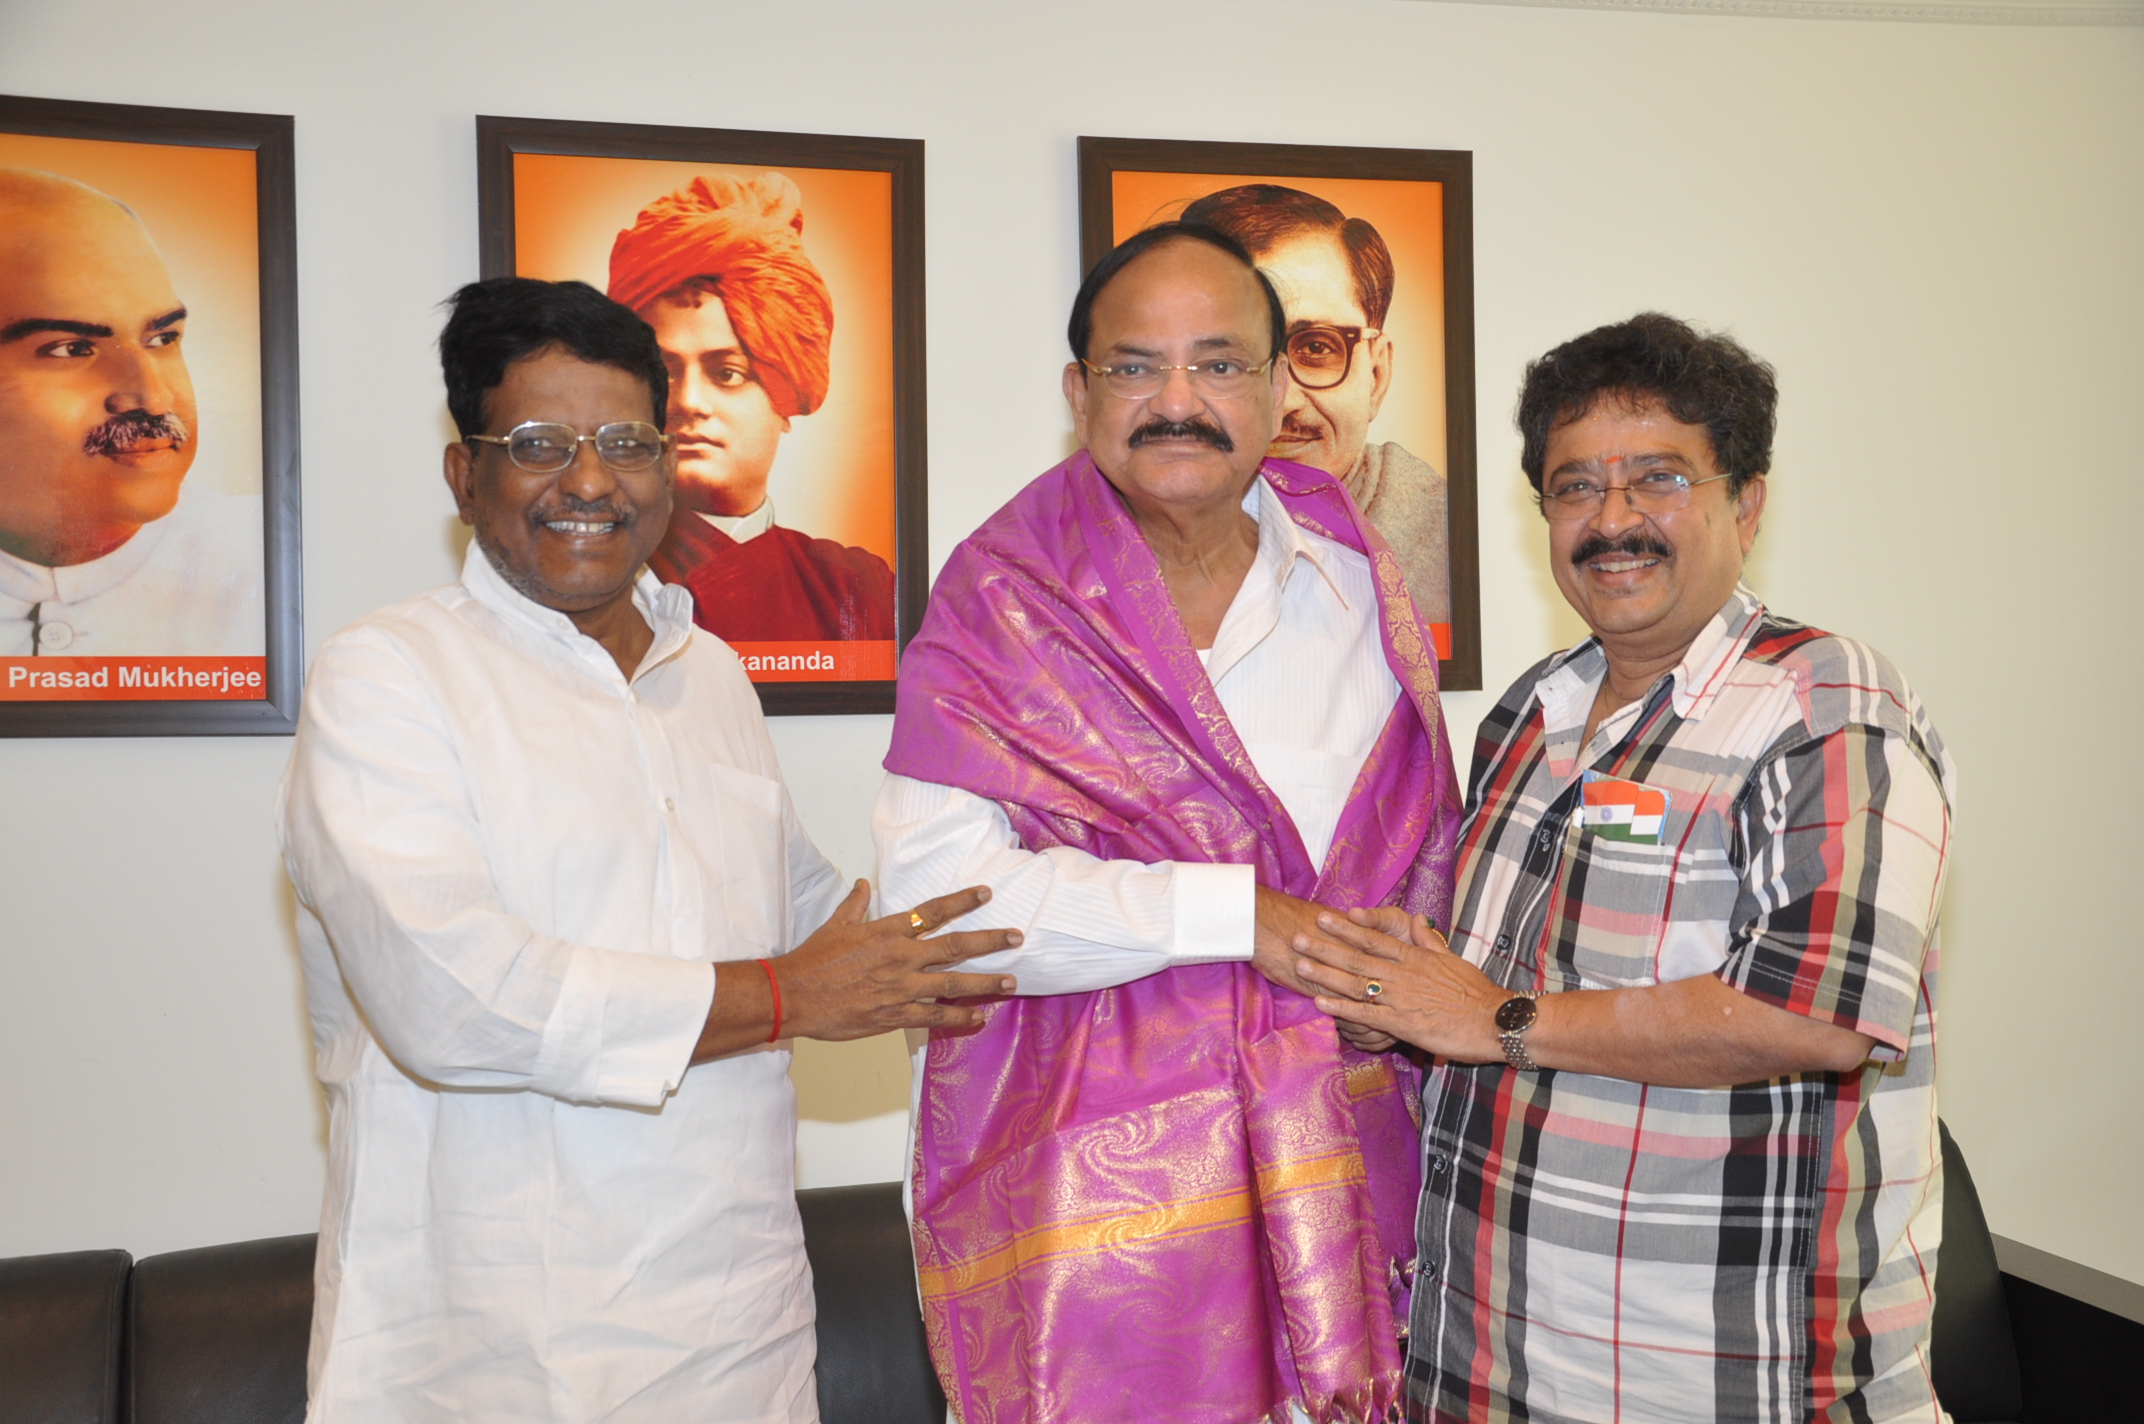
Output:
[1110, 171, 1447, 484]
[512, 154, 896, 570]
[0, 133, 262, 497]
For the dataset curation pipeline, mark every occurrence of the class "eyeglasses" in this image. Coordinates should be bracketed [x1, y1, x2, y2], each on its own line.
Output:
[1284, 325, 1380, 391]
[1080, 354, 1277, 400]
[465, 421, 672, 475]
[1540, 469, 1732, 520]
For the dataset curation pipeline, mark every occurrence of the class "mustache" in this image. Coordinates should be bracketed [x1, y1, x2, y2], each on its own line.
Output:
[1128, 418, 1233, 452]
[83, 409, 191, 458]
[532, 493, 633, 526]
[1276, 412, 1327, 439]
[1570, 532, 1673, 567]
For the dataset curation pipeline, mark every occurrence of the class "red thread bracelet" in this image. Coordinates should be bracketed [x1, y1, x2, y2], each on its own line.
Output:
[757, 959, 783, 1043]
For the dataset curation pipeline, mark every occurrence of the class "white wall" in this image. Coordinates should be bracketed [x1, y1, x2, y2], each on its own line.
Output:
[2, 0, 2138, 1283]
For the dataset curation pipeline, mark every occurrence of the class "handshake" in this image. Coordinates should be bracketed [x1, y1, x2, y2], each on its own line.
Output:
[1251, 885, 1504, 1061]
[700, 879, 1508, 1067]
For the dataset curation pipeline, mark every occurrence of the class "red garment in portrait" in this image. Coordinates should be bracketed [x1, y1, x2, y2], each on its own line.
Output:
[650, 514, 894, 642]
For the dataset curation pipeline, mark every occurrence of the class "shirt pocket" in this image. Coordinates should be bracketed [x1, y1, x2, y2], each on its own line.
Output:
[697, 761, 788, 962]
[1558, 828, 1682, 989]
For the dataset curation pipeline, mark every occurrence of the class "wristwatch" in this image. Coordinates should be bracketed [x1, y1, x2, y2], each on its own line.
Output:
[1495, 993, 1541, 1072]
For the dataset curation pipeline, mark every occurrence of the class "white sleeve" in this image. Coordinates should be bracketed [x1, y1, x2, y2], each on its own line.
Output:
[870, 772, 1255, 996]
[279, 629, 712, 1109]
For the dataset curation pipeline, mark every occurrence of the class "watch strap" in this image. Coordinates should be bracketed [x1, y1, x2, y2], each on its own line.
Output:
[1498, 993, 1541, 1072]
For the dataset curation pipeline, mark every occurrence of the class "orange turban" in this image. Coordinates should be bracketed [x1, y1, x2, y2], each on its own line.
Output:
[608, 173, 833, 419]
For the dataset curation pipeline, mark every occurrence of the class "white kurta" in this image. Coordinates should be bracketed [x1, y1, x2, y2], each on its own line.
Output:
[0, 483, 264, 655]
[279, 542, 846, 1424]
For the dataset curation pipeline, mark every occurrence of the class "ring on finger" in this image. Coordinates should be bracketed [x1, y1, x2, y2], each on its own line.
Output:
[1363, 980, 1385, 1000]
[909, 911, 927, 931]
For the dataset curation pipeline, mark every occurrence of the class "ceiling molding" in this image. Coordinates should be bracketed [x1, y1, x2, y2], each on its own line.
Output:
[1427, 0, 2143, 23]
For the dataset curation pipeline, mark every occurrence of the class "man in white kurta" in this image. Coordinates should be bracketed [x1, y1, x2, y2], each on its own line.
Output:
[283, 543, 843, 1420]
[281, 276, 1015, 1424]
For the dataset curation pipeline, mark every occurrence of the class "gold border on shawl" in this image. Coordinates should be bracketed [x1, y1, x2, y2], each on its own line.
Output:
[1344, 1056, 1396, 1101]
[1372, 547, 1442, 722]
[918, 1151, 1368, 1301]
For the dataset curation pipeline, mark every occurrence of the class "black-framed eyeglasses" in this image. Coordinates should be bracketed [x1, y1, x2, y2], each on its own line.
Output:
[1079, 354, 1277, 400]
[1284, 325, 1380, 391]
[1540, 470, 1733, 521]
[465, 421, 672, 475]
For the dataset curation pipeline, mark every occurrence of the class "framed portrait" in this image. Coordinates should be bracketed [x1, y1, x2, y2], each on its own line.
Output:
[0, 95, 302, 736]
[477, 115, 925, 717]
[1078, 137, 1481, 691]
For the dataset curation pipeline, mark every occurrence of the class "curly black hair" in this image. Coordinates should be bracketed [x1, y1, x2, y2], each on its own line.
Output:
[439, 277, 668, 438]
[1516, 313, 1777, 496]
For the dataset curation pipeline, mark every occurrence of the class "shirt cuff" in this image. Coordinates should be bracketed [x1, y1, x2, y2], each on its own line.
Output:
[1170, 861, 1256, 964]
[531, 948, 715, 1108]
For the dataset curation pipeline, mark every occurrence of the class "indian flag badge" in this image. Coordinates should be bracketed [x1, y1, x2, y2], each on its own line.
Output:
[1580, 772, 1672, 845]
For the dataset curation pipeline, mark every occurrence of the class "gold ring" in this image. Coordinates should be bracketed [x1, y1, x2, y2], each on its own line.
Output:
[909, 911, 927, 931]
[1364, 980, 1384, 999]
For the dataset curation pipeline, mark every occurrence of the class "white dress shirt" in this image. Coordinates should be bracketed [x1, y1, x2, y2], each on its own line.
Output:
[873, 475, 1401, 994]
[0, 483, 264, 655]
[280, 542, 846, 1424]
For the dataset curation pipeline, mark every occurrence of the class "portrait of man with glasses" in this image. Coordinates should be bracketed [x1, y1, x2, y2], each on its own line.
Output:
[1183, 183, 1450, 627]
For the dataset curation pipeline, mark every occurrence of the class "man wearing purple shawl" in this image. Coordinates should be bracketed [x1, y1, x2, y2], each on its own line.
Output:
[876, 224, 1463, 1423]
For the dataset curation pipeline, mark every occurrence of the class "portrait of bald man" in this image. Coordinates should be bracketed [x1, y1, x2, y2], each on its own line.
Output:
[608, 172, 895, 646]
[0, 168, 263, 658]
[1182, 184, 1451, 627]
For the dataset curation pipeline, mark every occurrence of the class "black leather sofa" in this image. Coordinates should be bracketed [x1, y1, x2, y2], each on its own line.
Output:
[0, 1183, 943, 1424]
[4, 1132, 2137, 1423]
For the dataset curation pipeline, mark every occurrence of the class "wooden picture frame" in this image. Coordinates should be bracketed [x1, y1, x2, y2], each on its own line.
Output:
[477, 115, 926, 717]
[0, 94, 303, 736]
[1078, 137, 1481, 691]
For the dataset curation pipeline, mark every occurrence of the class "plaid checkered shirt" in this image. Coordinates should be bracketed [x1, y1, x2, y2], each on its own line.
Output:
[1410, 584, 1956, 1424]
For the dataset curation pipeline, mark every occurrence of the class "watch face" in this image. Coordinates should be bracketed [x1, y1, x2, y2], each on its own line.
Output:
[1495, 994, 1538, 1033]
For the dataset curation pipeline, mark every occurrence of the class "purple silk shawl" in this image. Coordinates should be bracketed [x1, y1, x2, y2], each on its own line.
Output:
[884, 452, 1463, 1424]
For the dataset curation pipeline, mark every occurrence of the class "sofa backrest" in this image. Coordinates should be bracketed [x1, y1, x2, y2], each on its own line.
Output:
[126, 1233, 315, 1424]
[797, 1182, 948, 1423]
[1, 1184, 941, 1424]
[0, 1248, 130, 1424]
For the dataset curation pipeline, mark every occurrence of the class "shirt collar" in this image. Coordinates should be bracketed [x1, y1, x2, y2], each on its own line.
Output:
[1246, 475, 1350, 608]
[1532, 581, 1767, 733]
[1201, 475, 1352, 684]
[460, 540, 696, 685]
[699, 496, 776, 545]
[1666, 582, 1765, 719]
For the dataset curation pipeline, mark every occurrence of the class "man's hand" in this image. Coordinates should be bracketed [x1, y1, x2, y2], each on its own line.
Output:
[1322, 906, 1417, 1053]
[1252, 886, 1358, 999]
[1291, 907, 1505, 1063]
[1294, 907, 1881, 1086]
[693, 882, 1019, 1061]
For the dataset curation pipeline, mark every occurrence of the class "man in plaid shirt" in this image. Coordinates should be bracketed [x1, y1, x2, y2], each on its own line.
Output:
[1295, 313, 1956, 1423]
